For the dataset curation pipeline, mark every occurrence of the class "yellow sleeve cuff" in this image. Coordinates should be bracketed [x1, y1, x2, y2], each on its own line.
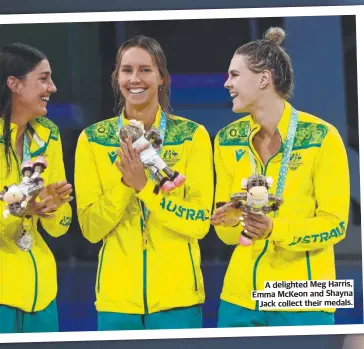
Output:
[134, 178, 160, 211]
[113, 179, 135, 202]
[269, 217, 289, 242]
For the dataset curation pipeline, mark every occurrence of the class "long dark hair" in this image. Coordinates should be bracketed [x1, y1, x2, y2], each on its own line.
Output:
[111, 35, 171, 115]
[0, 43, 46, 176]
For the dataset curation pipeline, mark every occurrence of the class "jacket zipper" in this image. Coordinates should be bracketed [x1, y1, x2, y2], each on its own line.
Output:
[253, 240, 269, 310]
[10, 143, 39, 311]
[188, 242, 198, 291]
[140, 201, 149, 314]
[250, 130, 283, 311]
[97, 241, 107, 293]
[29, 250, 39, 312]
[143, 249, 148, 314]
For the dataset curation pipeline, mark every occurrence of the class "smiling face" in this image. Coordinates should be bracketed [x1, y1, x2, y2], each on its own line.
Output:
[118, 47, 163, 111]
[9, 59, 57, 119]
[224, 54, 264, 114]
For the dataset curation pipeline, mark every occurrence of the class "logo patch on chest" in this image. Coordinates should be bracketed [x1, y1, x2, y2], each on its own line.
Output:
[289, 152, 303, 171]
[162, 149, 180, 166]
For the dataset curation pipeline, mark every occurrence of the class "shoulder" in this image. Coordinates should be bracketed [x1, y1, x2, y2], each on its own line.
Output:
[294, 110, 342, 150]
[165, 113, 208, 145]
[34, 117, 60, 141]
[215, 115, 251, 146]
[81, 116, 119, 146]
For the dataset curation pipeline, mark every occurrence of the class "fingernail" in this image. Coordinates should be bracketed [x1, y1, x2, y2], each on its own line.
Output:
[239, 216, 244, 221]
[241, 222, 245, 227]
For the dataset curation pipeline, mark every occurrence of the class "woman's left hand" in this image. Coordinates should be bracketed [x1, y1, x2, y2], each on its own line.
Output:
[242, 212, 273, 240]
[115, 137, 148, 192]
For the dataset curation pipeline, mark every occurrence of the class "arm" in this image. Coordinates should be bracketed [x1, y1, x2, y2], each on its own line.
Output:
[75, 131, 134, 243]
[271, 127, 350, 251]
[39, 134, 72, 237]
[212, 134, 241, 245]
[135, 125, 214, 240]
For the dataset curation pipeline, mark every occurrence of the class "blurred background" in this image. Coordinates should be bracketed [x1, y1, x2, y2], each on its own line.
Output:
[0, 14, 361, 331]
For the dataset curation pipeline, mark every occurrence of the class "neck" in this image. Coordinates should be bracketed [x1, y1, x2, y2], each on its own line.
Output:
[124, 102, 159, 129]
[11, 101, 33, 142]
[11, 114, 28, 142]
[251, 96, 285, 138]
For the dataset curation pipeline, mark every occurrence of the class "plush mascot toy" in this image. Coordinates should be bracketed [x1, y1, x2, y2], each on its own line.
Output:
[216, 174, 283, 246]
[119, 120, 186, 194]
[0, 156, 48, 218]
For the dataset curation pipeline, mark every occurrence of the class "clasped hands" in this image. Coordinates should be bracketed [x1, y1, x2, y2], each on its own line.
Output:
[210, 202, 273, 241]
[25, 180, 73, 219]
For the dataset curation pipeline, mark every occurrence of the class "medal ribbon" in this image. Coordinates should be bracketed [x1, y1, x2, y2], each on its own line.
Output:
[247, 107, 298, 216]
[23, 128, 31, 162]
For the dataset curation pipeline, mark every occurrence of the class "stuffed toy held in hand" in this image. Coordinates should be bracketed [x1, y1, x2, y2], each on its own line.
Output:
[216, 174, 283, 246]
[119, 120, 186, 194]
[0, 156, 48, 218]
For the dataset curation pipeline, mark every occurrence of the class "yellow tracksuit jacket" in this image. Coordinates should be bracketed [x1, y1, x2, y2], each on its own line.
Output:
[75, 106, 214, 314]
[0, 117, 72, 312]
[214, 100, 350, 313]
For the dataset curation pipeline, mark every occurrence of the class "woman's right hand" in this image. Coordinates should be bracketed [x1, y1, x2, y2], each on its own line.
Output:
[24, 194, 58, 219]
[211, 202, 242, 227]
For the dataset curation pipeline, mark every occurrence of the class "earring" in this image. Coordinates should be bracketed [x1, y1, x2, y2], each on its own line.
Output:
[158, 85, 163, 92]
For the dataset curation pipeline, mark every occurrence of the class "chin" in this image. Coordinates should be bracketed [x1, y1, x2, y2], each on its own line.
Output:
[233, 100, 251, 114]
[127, 96, 148, 106]
[35, 107, 48, 118]
[232, 104, 246, 114]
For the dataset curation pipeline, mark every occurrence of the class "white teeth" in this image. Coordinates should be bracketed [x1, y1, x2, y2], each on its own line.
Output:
[129, 88, 146, 94]
[41, 97, 49, 102]
[230, 92, 238, 98]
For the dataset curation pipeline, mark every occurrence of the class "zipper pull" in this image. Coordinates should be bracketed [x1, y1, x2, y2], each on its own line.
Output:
[142, 232, 148, 250]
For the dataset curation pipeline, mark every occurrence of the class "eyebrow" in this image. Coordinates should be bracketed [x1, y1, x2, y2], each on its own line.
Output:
[229, 69, 239, 74]
[38, 71, 51, 76]
[121, 64, 152, 68]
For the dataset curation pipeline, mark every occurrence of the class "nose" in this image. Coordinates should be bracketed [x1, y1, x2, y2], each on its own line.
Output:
[49, 79, 57, 94]
[224, 76, 231, 90]
[130, 71, 141, 84]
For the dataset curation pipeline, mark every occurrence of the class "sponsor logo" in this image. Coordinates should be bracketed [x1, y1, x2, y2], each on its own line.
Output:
[108, 151, 118, 164]
[235, 149, 245, 162]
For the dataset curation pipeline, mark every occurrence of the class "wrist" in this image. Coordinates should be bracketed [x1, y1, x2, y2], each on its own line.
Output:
[135, 178, 148, 193]
[121, 177, 130, 189]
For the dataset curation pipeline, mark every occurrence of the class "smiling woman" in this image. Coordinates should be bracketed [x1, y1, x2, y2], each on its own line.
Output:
[74, 35, 214, 331]
[211, 27, 350, 327]
[0, 43, 73, 333]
